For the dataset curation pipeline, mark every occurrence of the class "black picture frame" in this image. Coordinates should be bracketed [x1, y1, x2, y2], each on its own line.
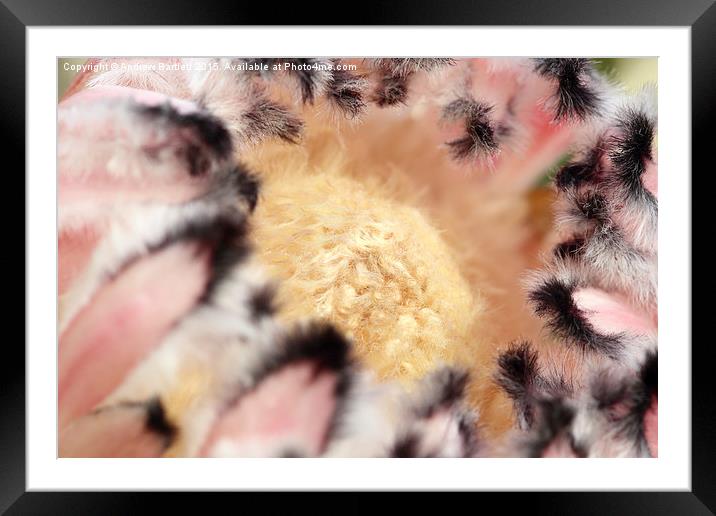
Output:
[7, 0, 712, 512]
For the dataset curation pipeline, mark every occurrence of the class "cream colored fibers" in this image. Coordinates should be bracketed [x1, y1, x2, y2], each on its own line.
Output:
[244, 132, 483, 383]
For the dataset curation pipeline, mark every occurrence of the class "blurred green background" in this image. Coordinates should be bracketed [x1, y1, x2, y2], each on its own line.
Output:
[57, 57, 657, 98]
[594, 58, 657, 91]
[58, 58, 88, 97]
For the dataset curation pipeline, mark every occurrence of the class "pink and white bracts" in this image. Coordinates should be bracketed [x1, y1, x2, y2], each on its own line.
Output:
[58, 81, 479, 458]
[59, 57, 657, 457]
[495, 83, 659, 457]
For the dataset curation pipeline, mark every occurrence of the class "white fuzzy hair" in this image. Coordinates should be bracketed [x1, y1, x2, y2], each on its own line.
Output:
[84, 58, 191, 98]
[59, 192, 243, 333]
[325, 366, 479, 457]
[58, 92, 234, 233]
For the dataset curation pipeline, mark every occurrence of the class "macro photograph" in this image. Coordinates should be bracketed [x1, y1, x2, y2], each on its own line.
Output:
[57, 56, 659, 459]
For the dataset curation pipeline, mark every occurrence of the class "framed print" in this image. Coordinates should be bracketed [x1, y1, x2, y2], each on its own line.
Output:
[7, 0, 714, 512]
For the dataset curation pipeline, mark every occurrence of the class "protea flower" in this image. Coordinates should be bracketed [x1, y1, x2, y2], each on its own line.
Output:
[58, 57, 657, 457]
